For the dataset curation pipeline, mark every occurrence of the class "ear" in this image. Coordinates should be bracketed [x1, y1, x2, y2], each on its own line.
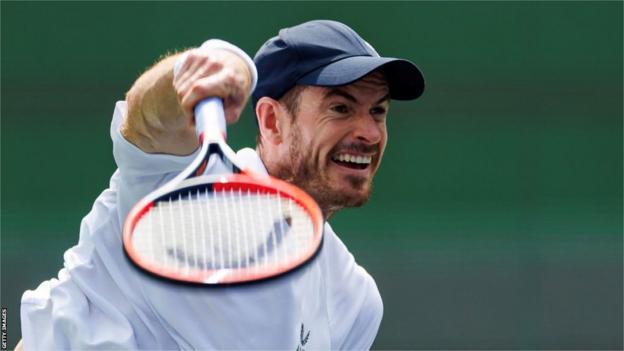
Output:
[255, 97, 286, 145]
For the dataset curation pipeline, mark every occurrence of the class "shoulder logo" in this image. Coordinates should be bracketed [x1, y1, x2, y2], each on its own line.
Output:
[295, 323, 311, 351]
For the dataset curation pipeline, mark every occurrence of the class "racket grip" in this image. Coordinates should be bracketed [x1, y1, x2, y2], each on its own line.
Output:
[194, 97, 226, 141]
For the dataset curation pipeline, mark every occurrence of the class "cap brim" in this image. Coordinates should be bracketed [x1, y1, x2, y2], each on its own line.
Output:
[297, 56, 425, 100]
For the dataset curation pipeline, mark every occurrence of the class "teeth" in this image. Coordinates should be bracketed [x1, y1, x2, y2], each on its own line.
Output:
[333, 153, 372, 164]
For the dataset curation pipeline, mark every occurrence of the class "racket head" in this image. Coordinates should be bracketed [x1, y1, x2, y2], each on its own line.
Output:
[123, 97, 324, 285]
[123, 170, 324, 285]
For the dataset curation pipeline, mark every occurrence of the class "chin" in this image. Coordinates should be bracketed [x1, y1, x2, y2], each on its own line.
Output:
[330, 180, 372, 208]
[345, 194, 370, 208]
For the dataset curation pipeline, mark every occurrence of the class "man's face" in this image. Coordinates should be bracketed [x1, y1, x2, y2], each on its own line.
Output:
[272, 72, 389, 218]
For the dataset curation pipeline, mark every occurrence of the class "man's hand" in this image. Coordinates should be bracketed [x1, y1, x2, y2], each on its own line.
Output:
[174, 48, 252, 126]
[123, 45, 253, 155]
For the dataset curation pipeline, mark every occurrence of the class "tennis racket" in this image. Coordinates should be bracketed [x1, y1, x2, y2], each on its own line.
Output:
[123, 97, 323, 285]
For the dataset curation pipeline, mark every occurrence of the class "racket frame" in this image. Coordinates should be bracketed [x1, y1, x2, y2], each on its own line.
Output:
[122, 98, 324, 285]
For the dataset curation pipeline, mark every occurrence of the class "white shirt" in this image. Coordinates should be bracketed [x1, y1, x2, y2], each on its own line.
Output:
[20, 101, 383, 350]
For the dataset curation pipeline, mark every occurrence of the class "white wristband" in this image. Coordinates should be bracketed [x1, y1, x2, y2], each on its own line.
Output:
[173, 39, 258, 95]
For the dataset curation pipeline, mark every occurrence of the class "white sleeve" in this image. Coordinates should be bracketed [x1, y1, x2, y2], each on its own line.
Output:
[21, 37, 261, 349]
[110, 101, 197, 223]
[323, 225, 384, 350]
[19, 102, 186, 350]
[20, 175, 139, 350]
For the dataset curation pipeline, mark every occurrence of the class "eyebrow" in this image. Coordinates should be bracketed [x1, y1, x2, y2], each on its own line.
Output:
[323, 88, 390, 105]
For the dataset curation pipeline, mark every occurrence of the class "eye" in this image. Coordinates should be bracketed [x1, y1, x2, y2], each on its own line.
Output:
[330, 104, 350, 114]
[370, 106, 386, 115]
[370, 106, 387, 120]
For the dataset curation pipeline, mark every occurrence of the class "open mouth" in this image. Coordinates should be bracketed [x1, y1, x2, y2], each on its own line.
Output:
[331, 153, 372, 170]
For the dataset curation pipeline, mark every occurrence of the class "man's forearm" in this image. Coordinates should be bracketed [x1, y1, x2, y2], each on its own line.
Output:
[123, 53, 198, 155]
[120, 43, 254, 156]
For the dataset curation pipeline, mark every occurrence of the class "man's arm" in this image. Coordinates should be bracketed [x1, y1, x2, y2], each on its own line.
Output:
[122, 44, 254, 155]
[18, 42, 256, 351]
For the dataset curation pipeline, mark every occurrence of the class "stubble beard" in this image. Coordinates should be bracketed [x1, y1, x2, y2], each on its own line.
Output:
[271, 124, 372, 219]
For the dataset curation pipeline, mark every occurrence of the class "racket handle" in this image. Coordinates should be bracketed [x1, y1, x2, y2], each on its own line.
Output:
[194, 97, 226, 141]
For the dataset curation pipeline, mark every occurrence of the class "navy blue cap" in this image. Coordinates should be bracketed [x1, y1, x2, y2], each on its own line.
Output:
[252, 20, 425, 108]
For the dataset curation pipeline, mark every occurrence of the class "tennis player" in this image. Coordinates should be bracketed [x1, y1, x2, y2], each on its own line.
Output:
[18, 20, 424, 350]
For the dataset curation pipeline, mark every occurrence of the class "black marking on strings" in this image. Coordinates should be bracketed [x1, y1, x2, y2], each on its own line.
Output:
[155, 184, 214, 203]
[166, 216, 293, 270]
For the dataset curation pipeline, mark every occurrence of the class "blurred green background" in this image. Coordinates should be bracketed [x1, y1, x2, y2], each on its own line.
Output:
[2, 2, 622, 349]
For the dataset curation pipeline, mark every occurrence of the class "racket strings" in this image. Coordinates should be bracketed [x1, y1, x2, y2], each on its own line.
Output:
[132, 185, 315, 278]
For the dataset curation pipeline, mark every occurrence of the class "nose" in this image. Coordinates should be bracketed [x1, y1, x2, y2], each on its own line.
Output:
[353, 113, 383, 145]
